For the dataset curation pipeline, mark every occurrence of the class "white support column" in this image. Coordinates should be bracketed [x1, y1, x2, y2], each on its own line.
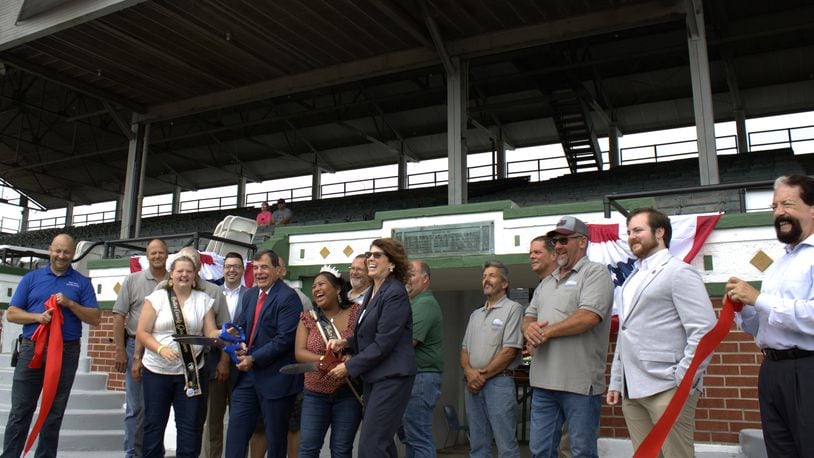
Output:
[119, 120, 146, 239]
[496, 129, 507, 179]
[735, 109, 749, 154]
[686, 0, 719, 185]
[65, 202, 74, 227]
[447, 57, 468, 205]
[237, 176, 247, 208]
[312, 163, 322, 200]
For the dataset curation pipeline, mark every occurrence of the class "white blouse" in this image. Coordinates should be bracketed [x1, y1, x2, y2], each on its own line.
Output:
[141, 288, 214, 375]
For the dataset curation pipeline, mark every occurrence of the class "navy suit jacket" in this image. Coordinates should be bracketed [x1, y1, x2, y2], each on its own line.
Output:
[234, 280, 303, 399]
[345, 276, 416, 383]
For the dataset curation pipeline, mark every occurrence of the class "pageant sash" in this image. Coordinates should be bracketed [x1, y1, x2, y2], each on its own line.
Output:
[24, 295, 64, 456]
[167, 289, 202, 398]
[634, 296, 743, 457]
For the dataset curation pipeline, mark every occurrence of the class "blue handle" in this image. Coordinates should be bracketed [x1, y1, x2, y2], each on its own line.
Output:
[220, 322, 246, 364]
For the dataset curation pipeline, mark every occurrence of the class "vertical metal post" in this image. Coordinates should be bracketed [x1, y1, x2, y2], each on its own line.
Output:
[134, 124, 150, 238]
[734, 109, 749, 154]
[19, 195, 28, 232]
[237, 176, 247, 208]
[172, 185, 181, 215]
[120, 120, 145, 239]
[496, 129, 507, 179]
[686, 0, 720, 185]
[65, 202, 74, 227]
[312, 163, 322, 200]
[398, 145, 408, 190]
[447, 57, 468, 205]
[608, 123, 621, 167]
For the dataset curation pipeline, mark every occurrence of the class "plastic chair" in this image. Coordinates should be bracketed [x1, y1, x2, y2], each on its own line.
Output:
[443, 404, 469, 448]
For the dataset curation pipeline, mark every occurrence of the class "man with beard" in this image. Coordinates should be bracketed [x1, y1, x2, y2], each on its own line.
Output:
[727, 175, 814, 456]
[460, 260, 523, 458]
[348, 254, 371, 304]
[523, 216, 613, 458]
[112, 238, 169, 458]
[606, 208, 715, 457]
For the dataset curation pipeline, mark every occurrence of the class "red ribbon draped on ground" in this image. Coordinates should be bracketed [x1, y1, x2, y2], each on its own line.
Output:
[633, 296, 743, 458]
[24, 294, 64, 456]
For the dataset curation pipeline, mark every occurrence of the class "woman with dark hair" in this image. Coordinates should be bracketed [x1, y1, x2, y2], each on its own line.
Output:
[295, 266, 362, 457]
[136, 255, 220, 458]
[327, 238, 416, 458]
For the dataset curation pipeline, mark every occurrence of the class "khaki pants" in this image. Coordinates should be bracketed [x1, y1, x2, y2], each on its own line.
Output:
[622, 388, 700, 458]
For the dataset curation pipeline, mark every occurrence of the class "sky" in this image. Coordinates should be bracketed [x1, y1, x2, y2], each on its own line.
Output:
[1, 110, 812, 234]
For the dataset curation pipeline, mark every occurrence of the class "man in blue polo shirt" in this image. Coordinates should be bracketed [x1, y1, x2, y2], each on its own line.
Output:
[1, 233, 101, 458]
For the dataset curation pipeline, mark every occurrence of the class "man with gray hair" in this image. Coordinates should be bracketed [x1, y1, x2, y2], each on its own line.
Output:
[460, 260, 523, 457]
[523, 216, 614, 458]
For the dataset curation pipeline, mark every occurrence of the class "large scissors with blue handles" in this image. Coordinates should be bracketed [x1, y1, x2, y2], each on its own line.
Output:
[173, 322, 247, 364]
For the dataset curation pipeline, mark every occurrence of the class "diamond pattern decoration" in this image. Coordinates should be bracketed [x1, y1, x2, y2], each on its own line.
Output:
[343, 245, 354, 257]
[113, 282, 122, 295]
[320, 247, 331, 258]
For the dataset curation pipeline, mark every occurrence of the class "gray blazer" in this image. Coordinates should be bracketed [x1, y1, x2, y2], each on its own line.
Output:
[609, 253, 716, 399]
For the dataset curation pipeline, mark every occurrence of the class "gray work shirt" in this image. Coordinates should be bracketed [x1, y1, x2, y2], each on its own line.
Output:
[462, 294, 524, 370]
[525, 256, 614, 395]
[113, 269, 168, 336]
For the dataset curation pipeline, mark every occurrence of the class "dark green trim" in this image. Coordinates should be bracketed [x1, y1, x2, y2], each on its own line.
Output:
[705, 281, 761, 297]
[716, 211, 773, 228]
[703, 255, 714, 271]
[97, 300, 115, 311]
[88, 258, 131, 269]
[0, 265, 32, 276]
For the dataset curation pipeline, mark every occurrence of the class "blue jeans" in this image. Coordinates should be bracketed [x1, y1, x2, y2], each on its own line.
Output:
[124, 337, 144, 458]
[529, 388, 600, 458]
[141, 369, 208, 458]
[298, 386, 363, 457]
[464, 374, 520, 458]
[1, 340, 81, 458]
[403, 372, 442, 458]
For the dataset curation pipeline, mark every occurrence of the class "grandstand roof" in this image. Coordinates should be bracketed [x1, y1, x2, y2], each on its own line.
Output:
[0, 0, 813, 209]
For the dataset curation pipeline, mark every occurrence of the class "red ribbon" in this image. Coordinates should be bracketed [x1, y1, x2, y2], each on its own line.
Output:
[24, 295, 64, 457]
[633, 296, 743, 457]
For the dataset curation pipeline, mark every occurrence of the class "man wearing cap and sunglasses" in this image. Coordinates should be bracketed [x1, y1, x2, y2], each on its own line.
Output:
[522, 216, 614, 458]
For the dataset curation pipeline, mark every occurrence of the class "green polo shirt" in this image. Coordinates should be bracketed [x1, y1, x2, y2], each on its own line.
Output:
[411, 290, 444, 372]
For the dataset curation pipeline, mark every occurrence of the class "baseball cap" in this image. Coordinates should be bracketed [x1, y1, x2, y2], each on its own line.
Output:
[546, 216, 588, 238]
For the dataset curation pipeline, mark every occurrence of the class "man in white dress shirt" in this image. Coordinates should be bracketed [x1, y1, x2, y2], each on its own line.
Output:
[727, 175, 814, 456]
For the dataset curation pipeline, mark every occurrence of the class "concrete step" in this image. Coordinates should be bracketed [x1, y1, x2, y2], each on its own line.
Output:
[739, 429, 767, 458]
[0, 428, 124, 452]
[0, 405, 124, 429]
[0, 387, 124, 410]
[0, 368, 109, 390]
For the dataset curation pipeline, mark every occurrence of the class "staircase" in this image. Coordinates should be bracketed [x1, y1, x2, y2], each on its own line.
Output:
[0, 352, 125, 454]
[550, 86, 604, 173]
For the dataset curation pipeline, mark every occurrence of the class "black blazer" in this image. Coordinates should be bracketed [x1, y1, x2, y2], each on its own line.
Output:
[345, 276, 416, 383]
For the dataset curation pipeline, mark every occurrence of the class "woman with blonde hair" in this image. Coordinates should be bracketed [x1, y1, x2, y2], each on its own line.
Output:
[136, 255, 220, 458]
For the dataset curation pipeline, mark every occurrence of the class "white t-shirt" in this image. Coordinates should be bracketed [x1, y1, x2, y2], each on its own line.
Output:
[142, 288, 214, 375]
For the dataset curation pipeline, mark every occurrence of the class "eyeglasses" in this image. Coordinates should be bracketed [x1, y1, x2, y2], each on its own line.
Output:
[553, 236, 581, 246]
[223, 264, 242, 271]
[364, 251, 385, 259]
